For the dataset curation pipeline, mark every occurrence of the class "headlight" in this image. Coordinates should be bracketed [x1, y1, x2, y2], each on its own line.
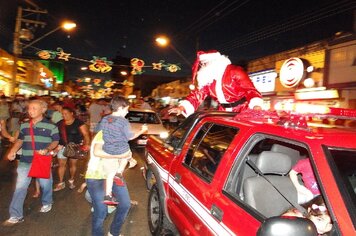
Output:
[159, 131, 169, 139]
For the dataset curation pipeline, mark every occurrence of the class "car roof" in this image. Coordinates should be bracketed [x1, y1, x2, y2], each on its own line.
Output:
[227, 110, 356, 148]
[129, 108, 156, 113]
[189, 110, 355, 149]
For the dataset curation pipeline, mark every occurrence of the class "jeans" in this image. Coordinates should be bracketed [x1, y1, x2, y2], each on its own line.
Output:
[86, 178, 131, 236]
[9, 162, 53, 218]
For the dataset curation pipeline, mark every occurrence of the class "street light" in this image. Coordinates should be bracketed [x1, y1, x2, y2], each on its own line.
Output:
[10, 20, 76, 96]
[22, 21, 76, 50]
[155, 36, 191, 67]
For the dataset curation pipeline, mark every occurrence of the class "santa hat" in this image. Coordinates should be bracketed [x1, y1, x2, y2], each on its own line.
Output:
[191, 50, 221, 85]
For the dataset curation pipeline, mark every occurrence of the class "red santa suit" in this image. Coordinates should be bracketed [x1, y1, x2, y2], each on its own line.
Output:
[179, 51, 263, 117]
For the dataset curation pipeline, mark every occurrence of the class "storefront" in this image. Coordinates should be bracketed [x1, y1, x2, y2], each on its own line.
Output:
[0, 48, 59, 97]
[0, 49, 15, 96]
[249, 69, 278, 110]
[274, 50, 330, 112]
[248, 47, 342, 114]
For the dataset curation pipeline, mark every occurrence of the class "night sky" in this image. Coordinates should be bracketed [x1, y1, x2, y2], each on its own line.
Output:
[0, 0, 354, 78]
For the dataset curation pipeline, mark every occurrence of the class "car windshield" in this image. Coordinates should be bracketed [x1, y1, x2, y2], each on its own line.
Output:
[126, 111, 160, 124]
[326, 147, 356, 226]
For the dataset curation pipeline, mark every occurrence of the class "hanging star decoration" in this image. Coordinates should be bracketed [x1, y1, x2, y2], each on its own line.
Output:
[56, 47, 71, 61]
[89, 56, 113, 73]
[152, 61, 163, 70]
[151, 60, 181, 72]
[37, 48, 71, 61]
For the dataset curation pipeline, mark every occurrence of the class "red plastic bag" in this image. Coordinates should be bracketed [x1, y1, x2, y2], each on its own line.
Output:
[28, 152, 52, 179]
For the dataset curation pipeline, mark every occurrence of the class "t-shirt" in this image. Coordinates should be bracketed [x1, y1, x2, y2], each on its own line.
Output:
[97, 115, 134, 155]
[51, 111, 63, 124]
[0, 102, 9, 120]
[292, 158, 320, 195]
[19, 118, 60, 163]
[85, 131, 106, 179]
[88, 103, 104, 123]
[58, 119, 85, 145]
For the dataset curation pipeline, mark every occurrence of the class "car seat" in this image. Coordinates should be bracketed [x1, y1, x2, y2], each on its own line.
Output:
[243, 151, 298, 218]
[271, 144, 303, 167]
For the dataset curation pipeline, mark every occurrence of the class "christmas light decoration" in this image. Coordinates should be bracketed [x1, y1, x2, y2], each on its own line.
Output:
[130, 58, 145, 75]
[56, 47, 71, 61]
[37, 50, 57, 60]
[93, 78, 102, 86]
[104, 80, 115, 88]
[152, 62, 163, 70]
[89, 56, 113, 73]
[165, 63, 180, 72]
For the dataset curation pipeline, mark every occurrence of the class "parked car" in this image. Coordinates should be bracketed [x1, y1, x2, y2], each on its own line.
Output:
[144, 110, 356, 235]
[126, 108, 168, 146]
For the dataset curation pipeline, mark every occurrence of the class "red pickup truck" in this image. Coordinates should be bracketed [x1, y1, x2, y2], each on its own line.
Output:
[144, 110, 356, 236]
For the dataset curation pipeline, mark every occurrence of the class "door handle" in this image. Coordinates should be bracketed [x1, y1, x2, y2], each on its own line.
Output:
[175, 173, 181, 183]
[211, 204, 223, 222]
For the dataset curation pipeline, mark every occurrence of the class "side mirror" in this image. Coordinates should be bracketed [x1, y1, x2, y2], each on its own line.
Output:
[257, 216, 318, 236]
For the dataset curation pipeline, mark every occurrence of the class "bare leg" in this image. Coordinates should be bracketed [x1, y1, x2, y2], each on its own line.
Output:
[57, 158, 67, 183]
[69, 159, 78, 181]
[68, 159, 78, 189]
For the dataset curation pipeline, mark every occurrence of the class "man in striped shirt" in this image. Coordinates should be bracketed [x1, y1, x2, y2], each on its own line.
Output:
[3, 99, 60, 226]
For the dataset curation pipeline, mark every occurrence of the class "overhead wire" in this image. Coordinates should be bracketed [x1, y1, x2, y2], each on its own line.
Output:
[174, 0, 250, 40]
[174, 0, 229, 39]
[191, 0, 252, 35]
[218, 0, 352, 49]
[218, 0, 354, 52]
[219, 0, 351, 49]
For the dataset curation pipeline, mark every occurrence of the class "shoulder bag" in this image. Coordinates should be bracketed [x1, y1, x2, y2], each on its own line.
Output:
[28, 121, 52, 179]
[61, 121, 88, 159]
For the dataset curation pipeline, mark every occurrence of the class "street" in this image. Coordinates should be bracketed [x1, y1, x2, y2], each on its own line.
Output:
[0, 146, 151, 236]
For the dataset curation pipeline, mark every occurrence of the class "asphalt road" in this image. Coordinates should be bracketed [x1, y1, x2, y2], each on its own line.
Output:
[0, 146, 151, 236]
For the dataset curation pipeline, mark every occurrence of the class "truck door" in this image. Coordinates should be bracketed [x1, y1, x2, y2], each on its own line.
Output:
[167, 121, 239, 235]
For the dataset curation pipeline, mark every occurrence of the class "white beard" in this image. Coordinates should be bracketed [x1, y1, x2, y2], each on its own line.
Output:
[196, 56, 231, 89]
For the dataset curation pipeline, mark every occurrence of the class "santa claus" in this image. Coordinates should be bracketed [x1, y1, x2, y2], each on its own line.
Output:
[170, 50, 263, 117]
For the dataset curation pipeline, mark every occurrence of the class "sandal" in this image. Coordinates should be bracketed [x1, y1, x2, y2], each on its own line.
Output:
[68, 179, 75, 189]
[130, 200, 138, 206]
[77, 182, 87, 193]
[53, 182, 65, 192]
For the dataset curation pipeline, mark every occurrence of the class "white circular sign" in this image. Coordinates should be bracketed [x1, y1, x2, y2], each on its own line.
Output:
[280, 57, 304, 88]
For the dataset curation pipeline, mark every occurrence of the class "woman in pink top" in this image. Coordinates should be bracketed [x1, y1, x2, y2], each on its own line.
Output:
[289, 158, 320, 204]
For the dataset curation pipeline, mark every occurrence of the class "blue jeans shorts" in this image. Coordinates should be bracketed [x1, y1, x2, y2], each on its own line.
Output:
[56, 147, 67, 159]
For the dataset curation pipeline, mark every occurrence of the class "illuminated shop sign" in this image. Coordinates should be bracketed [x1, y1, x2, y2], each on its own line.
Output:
[249, 70, 277, 93]
[280, 57, 305, 88]
[295, 89, 339, 100]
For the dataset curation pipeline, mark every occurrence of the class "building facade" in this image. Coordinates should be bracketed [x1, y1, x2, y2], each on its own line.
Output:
[247, 34, 356, 113]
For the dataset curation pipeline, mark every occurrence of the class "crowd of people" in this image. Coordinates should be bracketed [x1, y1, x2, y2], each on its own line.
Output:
[0, 94, 156, 236]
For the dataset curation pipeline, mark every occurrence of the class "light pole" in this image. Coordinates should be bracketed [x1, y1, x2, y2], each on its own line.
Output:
[22, 22, 76, 50]
[10, 18, 76, 96]
[155, 36, 191, 67]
